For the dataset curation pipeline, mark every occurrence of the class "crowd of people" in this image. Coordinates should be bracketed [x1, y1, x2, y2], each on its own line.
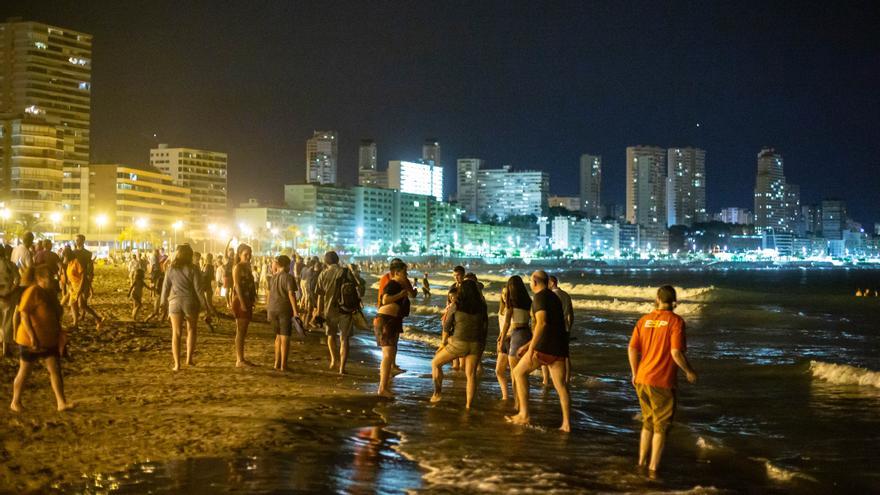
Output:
[1, 233, 699, 477]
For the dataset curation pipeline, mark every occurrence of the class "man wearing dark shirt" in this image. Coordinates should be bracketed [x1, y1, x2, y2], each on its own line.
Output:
[505, 270, 571, 432]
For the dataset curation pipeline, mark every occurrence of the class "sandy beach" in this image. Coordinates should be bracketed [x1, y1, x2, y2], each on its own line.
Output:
[0, 266, 387, 492]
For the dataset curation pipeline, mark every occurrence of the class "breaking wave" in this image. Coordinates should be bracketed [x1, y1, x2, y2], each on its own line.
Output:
[809, 361, 880, 389]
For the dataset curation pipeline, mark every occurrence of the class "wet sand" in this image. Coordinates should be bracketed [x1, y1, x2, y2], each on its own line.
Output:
[0, 267, 385, 492]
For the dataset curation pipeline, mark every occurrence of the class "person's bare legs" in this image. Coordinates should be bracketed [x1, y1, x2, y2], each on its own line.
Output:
[235, 318, 251, 367]
[508, 354, 521, 410]
[378, 346, 396, 398]
[638, 428, 652, 468]
[279, 335, 290, 371]
[338, 334, 350, 374]
[649, 431, 666, 475]
[274, 335, 281, 370]
[541, 365, 550, 386]
[10, 359, 32, 412]
[430, 347, 455, 402]
[547, 360, 571, 432]
[45, 355, 71, 411]
[505, 354, 538, 425]
[495, 352, 510, 400]
[565, 357, 571, 384]
[170, 313, 183, 371]
[326, 329, 339, 370]
[185, 315, 197, 366]
[451, 357, 460, 371]
[464, 354, 479, 409]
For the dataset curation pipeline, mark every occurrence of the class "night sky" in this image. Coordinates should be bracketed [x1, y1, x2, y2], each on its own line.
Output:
[5, 1, 879, 226]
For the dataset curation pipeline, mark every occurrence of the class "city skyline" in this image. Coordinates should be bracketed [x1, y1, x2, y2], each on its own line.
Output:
[2, 2, 878, 227]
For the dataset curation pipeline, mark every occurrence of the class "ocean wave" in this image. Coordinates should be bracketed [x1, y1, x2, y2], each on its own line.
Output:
[749, 458, 816, 483]
[809, 361, 880, 389]
[571, 298, 702, 315]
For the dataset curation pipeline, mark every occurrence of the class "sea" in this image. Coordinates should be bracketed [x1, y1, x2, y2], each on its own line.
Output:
[74, 266, 880, 494]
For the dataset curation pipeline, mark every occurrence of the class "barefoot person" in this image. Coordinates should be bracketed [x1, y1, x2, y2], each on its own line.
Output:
[627, 285, 697, 477]
[268, 255, 299, 371]
[161, 244, 209, 371]
[315, 251, 358, 374]
[232, 243, 256, 367]
[374, 260, 409, 398]
[506, 270, 571, 432]
[128, 269, 150, 321]
[496, 275, 532, 403]
[548, 275, 574, 384]
[377, 258, 416, 374]
[430, 279, 488, 408]
[67, 235, 103, 328]
[0, 247, 20, 357]
[10, 264, 71, 412]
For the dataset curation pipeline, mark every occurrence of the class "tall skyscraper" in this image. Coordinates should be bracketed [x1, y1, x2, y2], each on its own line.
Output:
[306, 130, 337, 185]
[456, 158, 483, 221]
[387, 160, 443, 201]
[0, 20, 91, 229]
[666, 147, 707, 227]
[0, 115, 64, 222]
[357, 139, 385, 187]
[150, 144, 228, 238]
[422, 139, 441, 167]
[476, 166, 549, 221]
[579, 154, 602, 218]
[821, 199, 847, 240]
[626, 146, 667, 228]
[753, 148, 790, 232]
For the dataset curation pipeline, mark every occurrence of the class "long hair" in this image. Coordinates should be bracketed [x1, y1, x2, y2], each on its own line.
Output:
[505, 275, 531, 311]
[236, 243, 252, 264]
[456, 279, 486, 315]
[171, 244, 194, 269]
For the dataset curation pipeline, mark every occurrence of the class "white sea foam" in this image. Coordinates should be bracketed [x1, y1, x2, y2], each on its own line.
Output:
[571, 298, 703, 315]
[809, 360, 880, 389]
[749, 457, 816, 483]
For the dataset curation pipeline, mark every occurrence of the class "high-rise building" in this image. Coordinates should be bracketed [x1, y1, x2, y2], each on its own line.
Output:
[477, 166, 549, 221]
[78, 164, 190, 242]
[357, 139, 386, 187]
[821, 199, 847, 240]
[753, 148, 791, 233]
[626, 146, 667, 228]
[422, 139, 440, 167]
[548, 195, 581, 212]
[150, 144, 227, 238]
[456, 158, 483, 221]
[786, 183, 803, 236]
[0, 20, 92, 229]
[579, 154, 602, 218]
[0, 114, 64, 223]
[306, 130, 337, 185]
[717, 207, 753, 225]
[387, 160, 443, 201]
[802, 204, 822, 235]
[666, 147, 707, 227]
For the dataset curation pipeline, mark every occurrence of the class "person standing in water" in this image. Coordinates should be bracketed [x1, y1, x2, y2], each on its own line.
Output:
[548, 275, 574, 384]
[627, 285, 697, 477]
[496, 275, 532, 403]
[421, 272, 431, 298]
[375, 260, 409, 398]
[505, 270, 571, 432]
[232, 243, 256, 367]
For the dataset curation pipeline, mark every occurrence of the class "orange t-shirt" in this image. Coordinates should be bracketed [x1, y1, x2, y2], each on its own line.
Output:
[629, 310, 686, 389]
[15, 285, 63, 349]
[377, 273, 391, 307]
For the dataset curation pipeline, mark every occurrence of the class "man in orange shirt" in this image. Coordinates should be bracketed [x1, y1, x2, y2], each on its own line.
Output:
[627, 285, 697, 477]
[376, 259, 415, 374]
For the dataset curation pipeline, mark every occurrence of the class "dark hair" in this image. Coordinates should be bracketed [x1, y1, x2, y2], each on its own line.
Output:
[389, 259, 407, 273]
[236, 243, 252, 262]
[453, 265, 466, 275]
[532, 270, 549, 286]
[135, 268, 145, 280]
[657, 285, 677, 305]
[549, 275, 559, 285]
[172, 244, 194, 269]
[324, 251, 339, 265]
[456, 279, 486, 315]
[505, 276, 532, 310]
[276, 254, 291, 269]
[465, 272, 477, 281]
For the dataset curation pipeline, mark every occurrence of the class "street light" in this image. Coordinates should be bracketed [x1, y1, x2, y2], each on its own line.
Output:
[135, 217, 149, 250]
[95, 214, 108, 246]
[172, 220, 184, 246]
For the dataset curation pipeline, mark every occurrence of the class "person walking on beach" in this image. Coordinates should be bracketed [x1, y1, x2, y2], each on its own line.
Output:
[430, 279, 488, 409]
[268, 255, 299, 371]
[161, 244, 209, 371]
[10, 264, 71, 412]
[67, 235, 103, 328]
[315, 251, 358, 374]
[232, 243, 256, 367]
[421, 272, 431, 298]
[375, 260, 409, 398]
[506, 270, 571, 432]
[33, 239, 61, 294]
[128, 269, 150, 321]
[10, 231, 35, 274]
[223, 246, 236, 310]
[0, 246, 20, 358]
[627, 285, 697, 477]
[549, 275, 574, 384]
[201, 252, 217, 321]
[497, 275, 532, 403]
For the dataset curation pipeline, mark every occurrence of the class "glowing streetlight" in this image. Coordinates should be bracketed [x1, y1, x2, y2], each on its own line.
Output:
[172, 220, 183, 246]
[95, 213, 108, 242]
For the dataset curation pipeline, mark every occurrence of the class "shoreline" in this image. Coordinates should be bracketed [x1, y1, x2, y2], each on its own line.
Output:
[0, 268, 395, 492]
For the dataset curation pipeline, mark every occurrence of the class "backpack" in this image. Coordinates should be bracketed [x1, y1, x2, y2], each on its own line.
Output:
[336, 268, 362, 315]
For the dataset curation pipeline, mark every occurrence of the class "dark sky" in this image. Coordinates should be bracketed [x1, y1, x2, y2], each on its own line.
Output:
[5, 1, 880, 226]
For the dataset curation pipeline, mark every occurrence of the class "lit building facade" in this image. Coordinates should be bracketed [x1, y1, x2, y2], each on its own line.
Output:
[579, 154, 602, 218]
[754, 148, 791, 233]
[0, 20, 92, 231]
[78, 164, 190, 242]
[626, 146, 667, 228]
[0, 114, 64, 223]
[150, 144, 227, 238]
[549, 195, 581, 212]
[357, 139, 385, 187]
[821, 199, 847, 240]
[476, 166, 549, 221]
[456, 158, 483, 221]
[387, 160, 443, 201]
[717, 207, 753, 225]
[284, 184, 356, 249]
[666, 147, 706, 227]
[306, 130, 337, 185]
